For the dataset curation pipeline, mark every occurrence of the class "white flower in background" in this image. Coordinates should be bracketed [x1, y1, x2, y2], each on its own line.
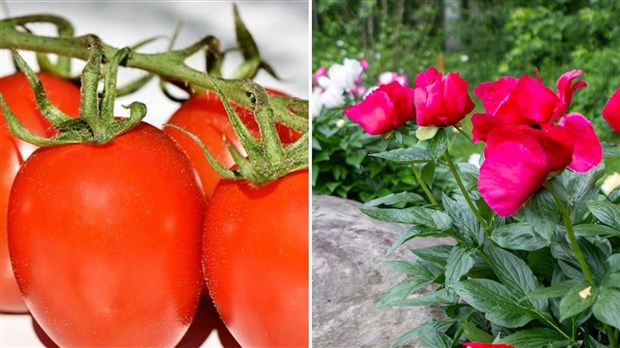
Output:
[323, 58, 363, 92]
[378, 71, 408, 87]
[312, 58, 364, 117]
[601, 172, 620, 195]
[460, 54, 469, 62]
[320, 85, 346, 109]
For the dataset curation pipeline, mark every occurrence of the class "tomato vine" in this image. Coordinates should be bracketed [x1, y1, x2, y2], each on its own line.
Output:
[0, 8, 308, 184]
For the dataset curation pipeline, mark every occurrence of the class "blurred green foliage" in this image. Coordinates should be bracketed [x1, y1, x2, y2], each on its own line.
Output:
[313, 0, 620, 200]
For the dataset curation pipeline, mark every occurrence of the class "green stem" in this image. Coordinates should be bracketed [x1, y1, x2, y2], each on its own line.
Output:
[444, 149, 490, 234]
[605, 326, 618, 348]
[544, 182, 594, 285]
[410, 165, 439, 208]
[0, 15, 302, 126]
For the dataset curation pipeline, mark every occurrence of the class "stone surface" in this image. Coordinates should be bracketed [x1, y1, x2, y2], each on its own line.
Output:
[312, 195, 452, 348]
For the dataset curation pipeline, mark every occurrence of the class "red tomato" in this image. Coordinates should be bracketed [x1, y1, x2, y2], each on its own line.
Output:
[0, 72, 81, 313]
[165, 90, 301, 199]
[203, 169, 309, 347]
[8, 122, 205, 346]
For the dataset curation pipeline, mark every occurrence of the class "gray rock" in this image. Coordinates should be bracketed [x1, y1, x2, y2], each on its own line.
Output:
[312, 195, 452, 348]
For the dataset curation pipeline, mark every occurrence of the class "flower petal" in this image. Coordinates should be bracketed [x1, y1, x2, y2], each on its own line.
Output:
[557, 113, 602, 172]
[442, 72, 475, 124]
[554, 69, 587, 120]
[602, 87, 620, 134]
[471, 113, 505, 143]
[474, 76, 518, 116]
[343, 89, 394, 135]
[414, 66, 441, 89]
[479, 132, 548, 217]
[512, 75, 559, 124]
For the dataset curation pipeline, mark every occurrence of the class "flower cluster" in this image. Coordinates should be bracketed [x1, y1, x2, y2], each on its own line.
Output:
[341, 65, 618, 217]
[311, 58, 364, 117]
[473, 70, 602, 216]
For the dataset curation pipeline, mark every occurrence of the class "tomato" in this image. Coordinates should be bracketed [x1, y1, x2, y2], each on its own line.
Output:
[165, 90, 301, 199]
[0, 72, 81, 313]
[7, 122, 205, 346]
[203, 169, 309, 347]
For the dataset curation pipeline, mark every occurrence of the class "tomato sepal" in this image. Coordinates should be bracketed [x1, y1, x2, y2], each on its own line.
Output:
[1, 44, 147, 147]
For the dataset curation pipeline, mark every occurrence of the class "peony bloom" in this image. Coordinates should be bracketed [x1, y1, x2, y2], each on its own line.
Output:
[413, 67, 475, 127]
[474, 70, 586, 128]
[462, 343, 516, 348]
[343, 81, 415, 135]
[473, 70, 602, 217]
[602, 87, 620, 134]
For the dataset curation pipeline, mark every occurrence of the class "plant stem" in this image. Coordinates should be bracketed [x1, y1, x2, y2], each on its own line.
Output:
[0, 15, 307, 133]
[605, 326, 618, 348]
[410, 165, 439, 208]
[544, 182, 594, 285]
[444, 149, 490, 234]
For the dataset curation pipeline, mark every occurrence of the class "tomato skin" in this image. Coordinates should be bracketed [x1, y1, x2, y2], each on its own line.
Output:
[8, 123, 205, 346]
[203, 170, 309, 347]
[0, 72, 81, 313]
[165, 90, 301, 199]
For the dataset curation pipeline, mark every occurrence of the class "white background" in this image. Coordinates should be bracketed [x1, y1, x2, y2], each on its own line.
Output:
[0, 1, 309, 347]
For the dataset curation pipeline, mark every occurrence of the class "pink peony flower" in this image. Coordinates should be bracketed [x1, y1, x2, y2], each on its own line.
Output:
[602, 87, 620, 134]
[413, 67, 475, 127]
[473, 70, 602, 217]
[474, 70, 586, 128]
[462, 343, 516, 348]
[343, 81, 415, 135]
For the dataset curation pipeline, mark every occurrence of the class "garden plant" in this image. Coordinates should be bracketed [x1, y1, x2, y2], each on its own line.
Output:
[327, 61, 620, 347]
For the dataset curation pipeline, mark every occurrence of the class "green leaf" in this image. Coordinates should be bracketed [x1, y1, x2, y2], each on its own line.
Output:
[443, 194, 484, 246]
[390, 320, 455, 348]
[573, 224, 620, 237]
[524, 189, 559, 240]
[410, 244, 454, 266]
[417, 326, 451, 348]
[592, 287, 620, 329]
[606, 254, 620, 272]
[370, 147, 433, 164]
[428, 128, 448, 160]
[454, 279, 539, 328]
[584, 334, 609, 348]
[377, 277, 434, 307]
[499, 328, 570, 348]
[445, 246, 475, 286]
[385, 226, 446, 256]
[491, 222, 548, 251]
[587, 200, 620, 231]
[526, 280, 580, 300]
[384, 259, 443, 279]
[390, 288, 458, 306]
[559, 281, 598, 321]
[361, 207, 452, 230]
[484, 243, 547, 312]
[362, 192, 425, 208]
[460, 321, 494, 343]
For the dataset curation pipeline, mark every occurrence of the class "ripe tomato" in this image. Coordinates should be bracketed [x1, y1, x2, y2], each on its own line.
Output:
[0, 72, 80, 313]
[165, 90, 301, 199]
[203, 169, 309, 347]
[8, 122, 205, 346]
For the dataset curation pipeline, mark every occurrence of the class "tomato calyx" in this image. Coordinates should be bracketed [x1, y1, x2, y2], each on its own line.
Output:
[166, 76, 308, 186]
[0, 41, 147, 147]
